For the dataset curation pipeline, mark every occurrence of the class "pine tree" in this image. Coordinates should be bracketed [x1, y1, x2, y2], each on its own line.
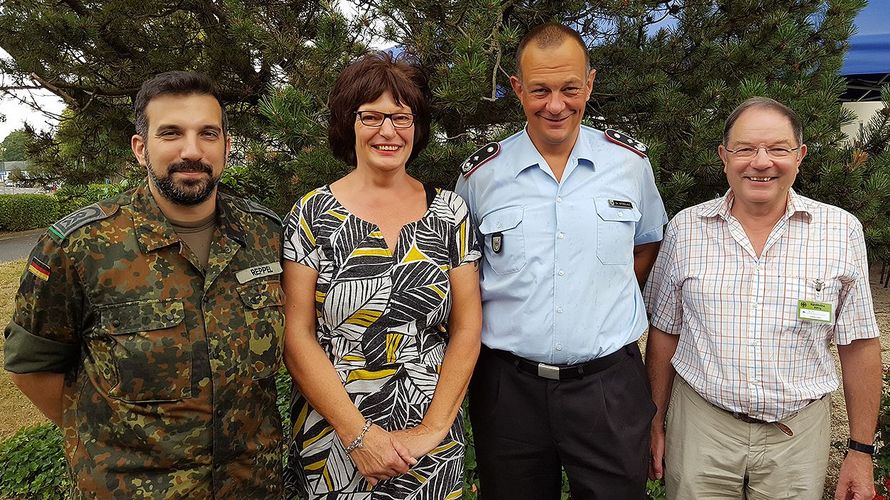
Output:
[2, 0, 888, 262]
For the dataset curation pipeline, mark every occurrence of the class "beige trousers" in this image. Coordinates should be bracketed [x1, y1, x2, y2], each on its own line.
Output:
[665, 376, 830, 500]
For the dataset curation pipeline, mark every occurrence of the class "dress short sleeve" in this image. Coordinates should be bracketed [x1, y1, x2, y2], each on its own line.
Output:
[446, 191, 481, 269]
[282, 190, 324, 270]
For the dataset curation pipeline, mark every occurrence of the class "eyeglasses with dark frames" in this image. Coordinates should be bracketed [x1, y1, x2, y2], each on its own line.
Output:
[354, 111, 415, 129]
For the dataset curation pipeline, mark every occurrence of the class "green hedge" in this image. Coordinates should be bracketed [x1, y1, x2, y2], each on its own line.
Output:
[54, 182, 129, 217]
[0, 194, 59, 231]
[0, 423, 68, 500]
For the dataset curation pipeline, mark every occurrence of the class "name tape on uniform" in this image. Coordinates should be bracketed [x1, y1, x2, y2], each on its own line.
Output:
[608, 199, 634, 209]
[235, 262, 283, 284]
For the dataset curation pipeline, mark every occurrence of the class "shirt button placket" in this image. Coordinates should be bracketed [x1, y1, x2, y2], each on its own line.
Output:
[553, 189, 567, 360]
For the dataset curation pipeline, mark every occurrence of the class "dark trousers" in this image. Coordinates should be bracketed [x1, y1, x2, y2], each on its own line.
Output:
[468, 343, 655, 500]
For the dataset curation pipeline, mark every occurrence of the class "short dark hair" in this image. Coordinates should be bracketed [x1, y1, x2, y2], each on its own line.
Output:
[723, 97, 803, 146]
[515, 23, 591, 78]
[134, 71, 228, 138]
[328, 52, 432, 166]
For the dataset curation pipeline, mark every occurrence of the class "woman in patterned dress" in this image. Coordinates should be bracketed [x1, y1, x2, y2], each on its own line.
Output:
[281, 52, 482, 499]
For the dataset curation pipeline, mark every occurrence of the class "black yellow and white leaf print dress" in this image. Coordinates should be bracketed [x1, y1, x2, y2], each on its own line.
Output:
[282, 185, 481, 499]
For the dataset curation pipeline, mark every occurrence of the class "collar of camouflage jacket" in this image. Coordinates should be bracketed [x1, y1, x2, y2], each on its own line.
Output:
[130, 183, 247, 254]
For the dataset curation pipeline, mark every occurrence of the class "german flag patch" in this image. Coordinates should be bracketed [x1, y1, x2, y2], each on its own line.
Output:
[28, 257, 50, 281]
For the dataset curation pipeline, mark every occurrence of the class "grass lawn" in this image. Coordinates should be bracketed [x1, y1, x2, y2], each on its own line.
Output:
[0, 259, 48, 440]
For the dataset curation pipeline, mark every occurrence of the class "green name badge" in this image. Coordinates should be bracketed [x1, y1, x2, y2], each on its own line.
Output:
[797, 300, 833, 323]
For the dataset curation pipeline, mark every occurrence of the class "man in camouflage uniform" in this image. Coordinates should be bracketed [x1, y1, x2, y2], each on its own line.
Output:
[4, 71, 285, 498]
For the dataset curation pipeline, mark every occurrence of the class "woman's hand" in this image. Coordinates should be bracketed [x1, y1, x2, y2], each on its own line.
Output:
[348, 424, 417, 486]
[391, 423, 447, 460]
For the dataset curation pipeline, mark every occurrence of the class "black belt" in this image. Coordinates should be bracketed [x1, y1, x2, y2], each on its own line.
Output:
[485, 343, 637, 381]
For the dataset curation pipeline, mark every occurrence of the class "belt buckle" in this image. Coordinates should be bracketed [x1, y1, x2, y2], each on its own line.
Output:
[536, 363, 561, 380]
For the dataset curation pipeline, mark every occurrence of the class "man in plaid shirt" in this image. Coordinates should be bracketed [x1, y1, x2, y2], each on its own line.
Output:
[644, 97, 881, 500]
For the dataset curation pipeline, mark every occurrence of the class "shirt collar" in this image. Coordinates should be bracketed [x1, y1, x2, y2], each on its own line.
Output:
[699, 188, 813, 222]
[512, 125, 596, 178]
[131, 182, 246, 253]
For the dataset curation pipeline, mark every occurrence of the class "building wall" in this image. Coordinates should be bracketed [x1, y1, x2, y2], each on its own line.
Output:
[841, 102, 884, 143]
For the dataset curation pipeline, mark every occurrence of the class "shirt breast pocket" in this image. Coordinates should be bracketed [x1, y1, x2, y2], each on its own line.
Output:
[781, 276, 841, 331]
[594, 197, 641, 265]
[238, 281, 285, 380]
[479, 206, 526, 275]
[99, 299, 192, 403]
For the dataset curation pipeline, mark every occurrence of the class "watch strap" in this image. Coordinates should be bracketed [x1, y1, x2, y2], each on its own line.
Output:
[847, 438, 875, 455]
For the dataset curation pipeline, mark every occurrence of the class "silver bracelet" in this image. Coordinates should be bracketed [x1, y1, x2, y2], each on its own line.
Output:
[345, 419, 372, 454]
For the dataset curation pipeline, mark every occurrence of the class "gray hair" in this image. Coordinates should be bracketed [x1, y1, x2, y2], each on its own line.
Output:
[723, 97, 803, 146]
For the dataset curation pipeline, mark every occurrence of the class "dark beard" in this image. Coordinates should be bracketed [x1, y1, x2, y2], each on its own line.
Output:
[147, 156, 220, 206]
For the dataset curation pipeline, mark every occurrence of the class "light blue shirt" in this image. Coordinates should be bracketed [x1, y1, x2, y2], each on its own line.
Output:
[455, 125, 668, 364]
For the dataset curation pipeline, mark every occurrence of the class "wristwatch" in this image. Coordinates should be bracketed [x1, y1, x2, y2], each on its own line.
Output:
[847, 438, 875, 455]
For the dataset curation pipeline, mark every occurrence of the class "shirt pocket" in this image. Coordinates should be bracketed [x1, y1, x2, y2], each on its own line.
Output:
[780, 276, 841, 330]
[238, 280, 285, 380]
[479, 206, 526, 275]
[100, 299, 192, 403]
[594, 197, 641, 265]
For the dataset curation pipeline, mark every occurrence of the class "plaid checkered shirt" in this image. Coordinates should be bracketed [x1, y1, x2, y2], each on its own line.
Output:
[644, 189, 879, 422]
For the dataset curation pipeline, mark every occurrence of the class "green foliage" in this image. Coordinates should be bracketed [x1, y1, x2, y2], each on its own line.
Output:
[0, 129, 31, 162]
[0, 194, 60, 231]
[647, 478, 668, 499]
[276, 366, 294, 466]
[461, 402, 480, 499]
[0, 423, 68, 500]
[5, 0, 888, 261]
[54, 181, 132, 216]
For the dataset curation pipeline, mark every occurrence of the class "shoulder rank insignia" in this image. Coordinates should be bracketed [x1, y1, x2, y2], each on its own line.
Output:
[49, 203, 111, 242]
[605, 129, 648, 158]
[462, 142, 500, 178]
[244, 199, 282, 225]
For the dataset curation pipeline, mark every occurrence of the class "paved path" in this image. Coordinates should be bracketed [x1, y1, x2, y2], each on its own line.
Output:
[0, 229, 43, 262]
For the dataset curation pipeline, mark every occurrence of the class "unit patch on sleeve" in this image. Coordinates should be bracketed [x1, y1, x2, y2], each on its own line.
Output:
[28, 257, 50, 281]
[605, 129, 648, 158]
[49, 204, 110, 242]
[461, 142, 500, 177]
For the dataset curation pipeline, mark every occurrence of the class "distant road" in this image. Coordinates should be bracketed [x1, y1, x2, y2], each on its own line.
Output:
[0, 187, 47, 195]
[0, 229, 43, 262]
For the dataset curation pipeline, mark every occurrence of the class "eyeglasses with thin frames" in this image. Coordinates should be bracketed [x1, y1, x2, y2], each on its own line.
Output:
[354, 111, 415, 129]
[724, 145, 801, 160]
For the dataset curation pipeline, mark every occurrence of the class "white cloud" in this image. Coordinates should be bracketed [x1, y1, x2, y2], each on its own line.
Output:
[0, 49, 65, 141]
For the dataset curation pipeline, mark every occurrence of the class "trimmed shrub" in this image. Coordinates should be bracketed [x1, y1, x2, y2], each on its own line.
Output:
[55, 182, 131, 218]
[0, 194, 59, 231]
[0, 423, 68, 500]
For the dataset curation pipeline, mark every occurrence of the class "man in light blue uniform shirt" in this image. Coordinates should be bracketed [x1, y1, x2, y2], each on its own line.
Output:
[455, 22, 667, 500]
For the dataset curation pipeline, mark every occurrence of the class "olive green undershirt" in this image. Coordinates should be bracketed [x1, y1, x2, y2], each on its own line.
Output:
[169, 212, 217, 270]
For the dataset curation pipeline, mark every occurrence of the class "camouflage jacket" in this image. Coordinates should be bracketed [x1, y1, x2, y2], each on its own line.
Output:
[4, 183, 285, 498]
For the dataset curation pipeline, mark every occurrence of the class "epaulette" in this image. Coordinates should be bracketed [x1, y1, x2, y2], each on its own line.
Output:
[48, 203, 115, 243]
[244, 199, 282, 225]
[605, 129, 648, 158]
[461, 142, 500, 178]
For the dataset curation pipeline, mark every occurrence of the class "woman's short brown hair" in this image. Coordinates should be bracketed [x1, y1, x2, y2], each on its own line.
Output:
[328, 52, 432, 167]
